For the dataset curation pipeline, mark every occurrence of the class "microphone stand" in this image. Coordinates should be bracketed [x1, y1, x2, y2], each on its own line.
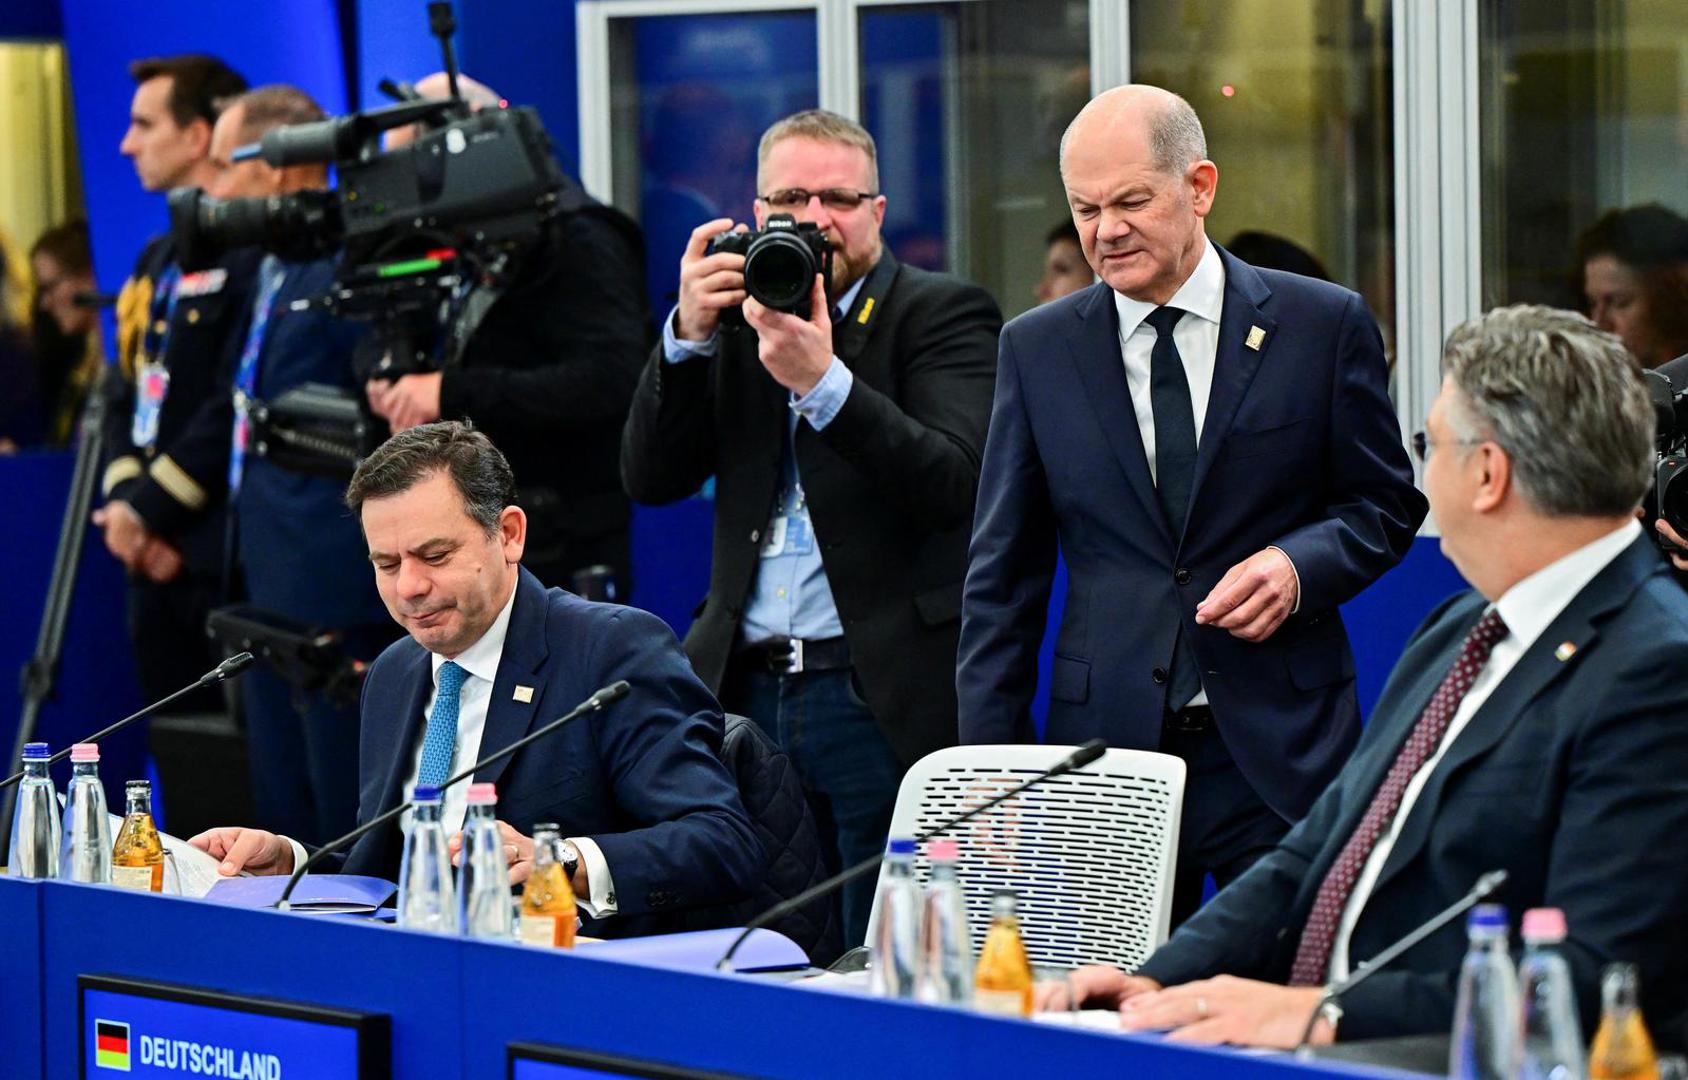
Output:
[274, 680, 630, 910]
[1, 650, 255, 866]
[1293, 868, 1509, 1055]
[715, 739, 1108, 973]
[1, 652, 256, 793]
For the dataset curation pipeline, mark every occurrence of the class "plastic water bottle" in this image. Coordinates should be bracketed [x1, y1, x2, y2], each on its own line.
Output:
[58, 743, 112, 884]
[9, 742, 61, 879]
[916, 839, 973, 1004]
[869, 837, 920, 998]
[1519, 907, 1586, 1080]
[1450, 903, 1521, 1080]
[397, 785, 457, 933]
[459, 782, 512, 939]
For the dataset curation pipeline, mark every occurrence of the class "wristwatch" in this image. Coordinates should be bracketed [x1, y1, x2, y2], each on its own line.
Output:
[560, 840, 581, 883]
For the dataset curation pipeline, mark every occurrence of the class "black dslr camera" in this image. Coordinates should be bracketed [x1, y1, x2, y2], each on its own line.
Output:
[708, 213, 832, 329]
[1644, 360, 1688, 549]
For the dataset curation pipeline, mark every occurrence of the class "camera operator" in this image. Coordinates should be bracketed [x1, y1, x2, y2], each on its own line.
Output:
[365, 73, 653, 599]
[621, 109, 1003, 945]
[1651, 353, 1688, 571]
[101, 54, 255, 713]
[206, 85, 396, 845]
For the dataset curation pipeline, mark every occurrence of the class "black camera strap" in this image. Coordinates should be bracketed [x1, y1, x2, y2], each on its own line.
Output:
[830, 251, 899, 361]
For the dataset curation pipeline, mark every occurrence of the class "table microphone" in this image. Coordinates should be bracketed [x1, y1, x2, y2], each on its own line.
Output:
[1, 652, 255, 790]
[275, 679, 631, 910]
[1293, 868, 1509, 1054]
[714, 738, 1108, 973]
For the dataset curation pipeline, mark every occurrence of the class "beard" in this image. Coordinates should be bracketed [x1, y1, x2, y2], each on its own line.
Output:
[828, 238, 881, 299]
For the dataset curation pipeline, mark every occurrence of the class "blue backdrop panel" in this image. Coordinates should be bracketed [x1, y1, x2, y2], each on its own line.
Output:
[0, 451, 148, 810]
[59, 0, 348, 303]
[0, 0, 61, 38]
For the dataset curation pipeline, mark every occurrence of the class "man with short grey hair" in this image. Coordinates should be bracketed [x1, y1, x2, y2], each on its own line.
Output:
[1043, 305, 1688, 1049]
[960, 84, 1426, 926]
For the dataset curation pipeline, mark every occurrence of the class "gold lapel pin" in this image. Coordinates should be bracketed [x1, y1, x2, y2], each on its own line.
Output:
[1554, 642, 1578, 662]
[513, 685, 534, 703]
[1245, 326, 1266, 351]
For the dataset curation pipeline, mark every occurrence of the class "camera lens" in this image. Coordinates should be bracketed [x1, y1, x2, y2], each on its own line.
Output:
[744, 233, 816, 311]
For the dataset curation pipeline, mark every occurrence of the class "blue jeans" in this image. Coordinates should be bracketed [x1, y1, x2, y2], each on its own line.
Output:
[722, 663, 906, 949]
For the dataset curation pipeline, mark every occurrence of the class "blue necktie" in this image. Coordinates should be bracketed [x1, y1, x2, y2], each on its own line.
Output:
[417, 661, 466, 788]
[1143, 306, 1202, 712]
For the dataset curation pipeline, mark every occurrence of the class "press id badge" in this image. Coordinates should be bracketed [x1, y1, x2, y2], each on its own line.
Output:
[131, 361, 170, 448]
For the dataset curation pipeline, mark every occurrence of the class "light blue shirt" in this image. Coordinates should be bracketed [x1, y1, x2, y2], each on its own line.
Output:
[661, 277, 866, 644]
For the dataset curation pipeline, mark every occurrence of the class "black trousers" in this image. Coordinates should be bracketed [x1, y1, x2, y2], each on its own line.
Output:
[127, 575, 225, 715]
[1158, 717, 1292, 928]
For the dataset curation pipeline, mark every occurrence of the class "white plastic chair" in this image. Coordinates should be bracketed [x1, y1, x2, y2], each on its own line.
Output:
[864, 744, 1185, 971]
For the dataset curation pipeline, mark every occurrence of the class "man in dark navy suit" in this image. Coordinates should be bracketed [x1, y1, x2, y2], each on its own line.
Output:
[957, 85, 1426, 923]
[192, 423, 764, 937]
[1040, 306, 1688, 1048]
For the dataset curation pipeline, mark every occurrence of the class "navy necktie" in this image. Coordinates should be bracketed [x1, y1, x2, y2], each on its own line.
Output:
[1143, 306, 1202, 711]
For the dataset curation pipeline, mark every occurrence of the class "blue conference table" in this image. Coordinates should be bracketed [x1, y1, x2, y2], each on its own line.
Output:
[1, 876, 1420, 1079]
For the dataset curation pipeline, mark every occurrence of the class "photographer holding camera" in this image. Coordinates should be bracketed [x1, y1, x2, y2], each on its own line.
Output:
[621, 109, 1002, 945]
[363, 72, 653, 599]
[205, 85, 397, 846]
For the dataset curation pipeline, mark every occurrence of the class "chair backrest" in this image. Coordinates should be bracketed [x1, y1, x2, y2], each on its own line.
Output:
[865, 744, 1185, 971]
[680, 714, 843, 966]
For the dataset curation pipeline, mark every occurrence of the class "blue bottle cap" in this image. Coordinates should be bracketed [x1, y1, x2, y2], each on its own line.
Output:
[22, 743, 49, 760]
[887, 838, 917, 855]
[411, 784, 442, 802]
[1468, 903, 1508, 931]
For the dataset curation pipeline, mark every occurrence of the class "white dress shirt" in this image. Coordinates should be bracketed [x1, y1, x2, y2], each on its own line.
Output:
[1328, 519, 1641, 978]
[1114, 241, 1226, 706]
[288, 577, 618, 916]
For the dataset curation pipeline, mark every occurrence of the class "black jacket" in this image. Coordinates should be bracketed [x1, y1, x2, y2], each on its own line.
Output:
[621, 251, 1001, 765]
[102, 235, 260, 579]
[442, 195, 652, 565]
[1137, 535, 1688, 1044]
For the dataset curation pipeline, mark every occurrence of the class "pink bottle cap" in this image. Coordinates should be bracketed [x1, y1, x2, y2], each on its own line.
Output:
[466, 782, 497, 804]
[927, 839, 960, 861]
[70, 743, 99, 763]
[1522, 907, 1566, 942]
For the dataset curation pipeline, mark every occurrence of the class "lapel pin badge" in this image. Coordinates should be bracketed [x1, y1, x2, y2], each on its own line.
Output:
[1245, 326, 1266, 351]
[513, 685, 534, 703]
[1553, 641, 1577, 662]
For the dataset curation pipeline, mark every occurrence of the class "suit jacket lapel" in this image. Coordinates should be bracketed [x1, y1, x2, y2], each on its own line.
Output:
[1188, 249, 1275, 514]
[375, 647, 435, 817]
[1065, 282, 1169, 540]
[831, 252, 898, 363]
[476, 567, 552, 788]
[1372, 537, 1660, 892]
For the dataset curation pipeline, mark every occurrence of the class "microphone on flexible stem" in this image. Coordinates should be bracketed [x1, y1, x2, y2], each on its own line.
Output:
[1293, 868, 1510, 1055]
[0, 652, 255, 790]
[274, 679, 632, 910]
[714, 738, 1109, 973]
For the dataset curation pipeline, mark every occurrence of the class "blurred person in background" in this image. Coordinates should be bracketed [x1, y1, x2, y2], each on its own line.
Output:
[30, 220, 104, 448]
[1035, 220, 1093, 305]
[100, 53, 254, 713]
[1226, 230, 1331, 283]
[0, 223, 42, 452]
[1577, 204, 1688, 369]
[368, 71, 652, 600]
[206, 84, 396, 846]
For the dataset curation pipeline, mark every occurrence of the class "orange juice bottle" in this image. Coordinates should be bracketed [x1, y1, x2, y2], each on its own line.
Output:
[973, 890, 1033, 1017]
[518, 824, 577, 949]
[110, 781, 165, 892]
[1589, 963, 1659, 1080]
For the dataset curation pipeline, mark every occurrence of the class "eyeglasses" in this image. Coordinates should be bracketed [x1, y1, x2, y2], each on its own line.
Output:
[757, 188, 878, 212]
[1412, 431, 1489, 462]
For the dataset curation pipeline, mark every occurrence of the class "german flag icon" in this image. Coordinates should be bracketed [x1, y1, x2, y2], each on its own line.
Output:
[95, 1019, 130, 1071]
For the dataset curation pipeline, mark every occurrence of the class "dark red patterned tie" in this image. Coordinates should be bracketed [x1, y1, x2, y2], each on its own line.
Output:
[1287, 608, 1510, 986]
